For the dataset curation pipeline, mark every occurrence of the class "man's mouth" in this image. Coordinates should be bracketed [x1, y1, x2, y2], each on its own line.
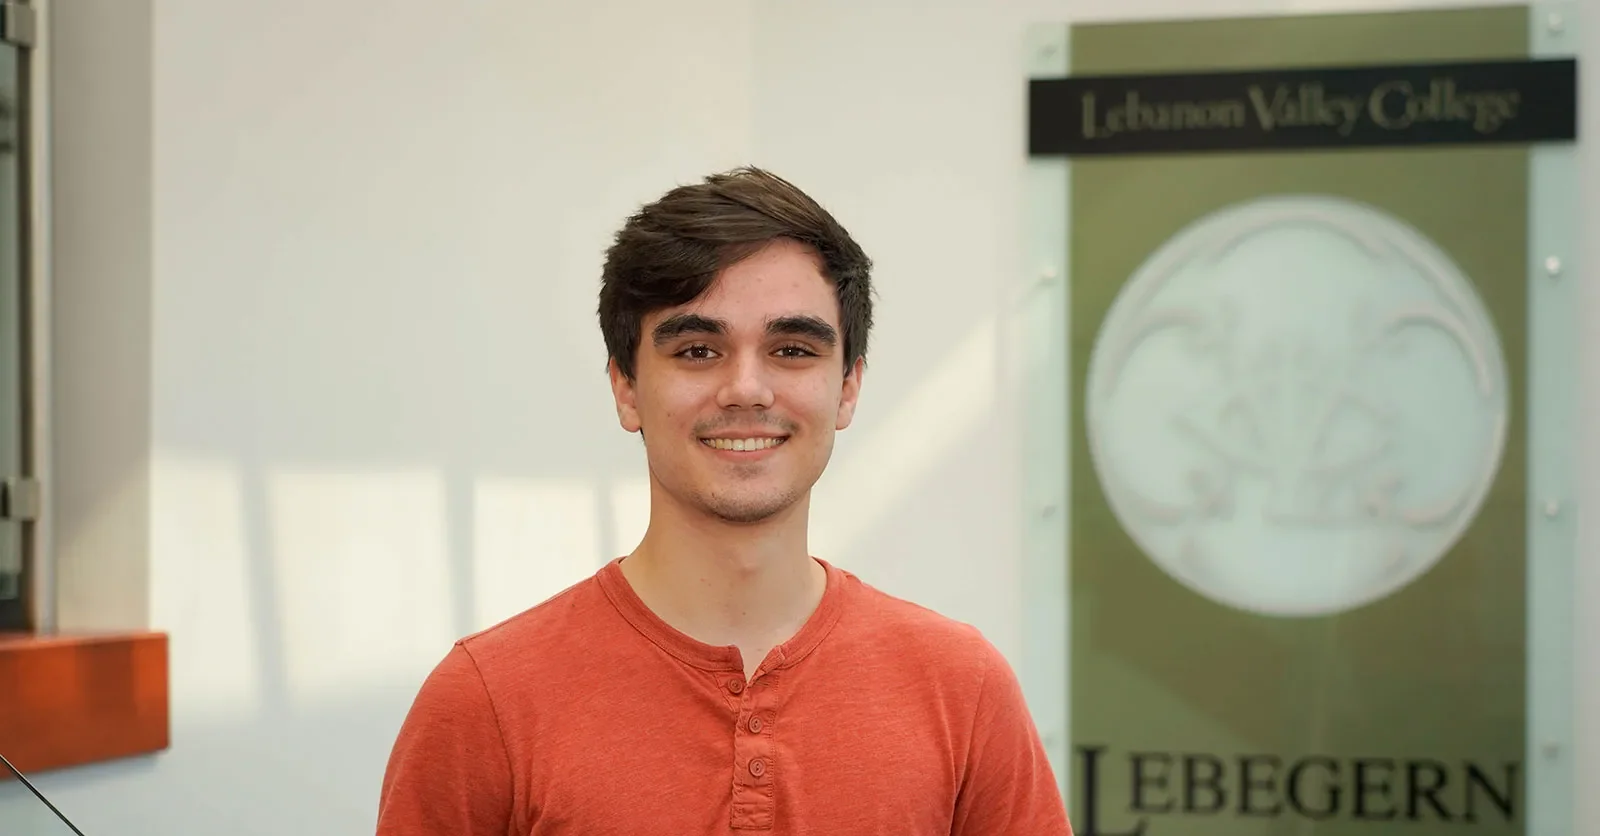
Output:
[700, 437, 788, 452]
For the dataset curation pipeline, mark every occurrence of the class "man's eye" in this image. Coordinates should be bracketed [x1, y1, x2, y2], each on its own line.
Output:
[678, 344, 717, 361]
[776, 345, 817, 358]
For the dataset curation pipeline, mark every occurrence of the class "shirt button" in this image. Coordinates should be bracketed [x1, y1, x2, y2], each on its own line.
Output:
[749, 758, 766, 778]
[727, 678, 745, 694]
[747, 716, 763, 734]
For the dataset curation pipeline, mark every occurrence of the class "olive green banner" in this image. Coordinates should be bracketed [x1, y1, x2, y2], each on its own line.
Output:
[1067, 7, 1528, 836]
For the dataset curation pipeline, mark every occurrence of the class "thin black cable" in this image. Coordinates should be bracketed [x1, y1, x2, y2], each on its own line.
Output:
[0, 750, 87, 836]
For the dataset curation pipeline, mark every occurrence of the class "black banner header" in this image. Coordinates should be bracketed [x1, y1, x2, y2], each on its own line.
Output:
[1029, 58, 1577, 156]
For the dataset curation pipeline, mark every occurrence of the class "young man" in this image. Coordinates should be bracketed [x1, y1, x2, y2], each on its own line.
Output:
[375, 168, 1072, 835]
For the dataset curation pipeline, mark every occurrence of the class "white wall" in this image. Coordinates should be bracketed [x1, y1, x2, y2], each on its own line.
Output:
[3, 0, 1595, 834]
[48, 0, 152, 633]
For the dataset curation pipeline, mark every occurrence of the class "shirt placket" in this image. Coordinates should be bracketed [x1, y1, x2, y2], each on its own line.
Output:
[726, 669, 778, 830]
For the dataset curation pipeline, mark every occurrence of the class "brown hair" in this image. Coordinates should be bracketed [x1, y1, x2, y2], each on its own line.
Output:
[598, 167, 874, 380]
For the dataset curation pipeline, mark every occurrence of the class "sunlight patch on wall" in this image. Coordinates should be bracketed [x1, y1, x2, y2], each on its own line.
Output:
[471, 476, 603, 629]
[266, 466, 456, 703]
[608, 476, 652, 559]
[149, 452, 262, 720]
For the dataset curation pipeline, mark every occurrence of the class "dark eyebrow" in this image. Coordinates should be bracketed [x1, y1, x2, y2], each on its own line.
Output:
[653, 313, 837, 348]
[652, 313, 727, 346]
[767, 315, 837, 347]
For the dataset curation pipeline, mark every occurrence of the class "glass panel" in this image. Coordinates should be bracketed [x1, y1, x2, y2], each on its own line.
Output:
[1023, 5, 1580, 835]
[1523, 7, 1580, 835]
[1018, 21, 1072, 794]
[0, 34, 23, 630]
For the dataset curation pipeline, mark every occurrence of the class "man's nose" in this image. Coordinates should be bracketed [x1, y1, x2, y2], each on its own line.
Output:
[716, 351, 775, 410]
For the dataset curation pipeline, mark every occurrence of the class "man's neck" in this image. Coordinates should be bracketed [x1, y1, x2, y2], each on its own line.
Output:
[620, 492, 826, 665]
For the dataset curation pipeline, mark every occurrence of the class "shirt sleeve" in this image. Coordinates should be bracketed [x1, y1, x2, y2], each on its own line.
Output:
[375, 643, 515, 836]
[950, 644, 1074, 836]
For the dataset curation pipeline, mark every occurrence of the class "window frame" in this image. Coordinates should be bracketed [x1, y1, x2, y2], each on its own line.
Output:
[0, 0, 49, 634]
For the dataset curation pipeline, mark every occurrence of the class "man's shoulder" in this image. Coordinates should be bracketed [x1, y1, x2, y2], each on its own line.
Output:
[452, 571, 616, 675]
[837, 569, 1008, 677]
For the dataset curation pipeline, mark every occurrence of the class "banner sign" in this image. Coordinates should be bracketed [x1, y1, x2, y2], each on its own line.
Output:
[1034, 6, 1558, 835]
[1030, 58, 1576, 156]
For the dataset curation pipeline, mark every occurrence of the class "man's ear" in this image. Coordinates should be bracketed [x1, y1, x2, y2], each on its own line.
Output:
[835, 356, 865, 431]
[609, 358, 643, 433]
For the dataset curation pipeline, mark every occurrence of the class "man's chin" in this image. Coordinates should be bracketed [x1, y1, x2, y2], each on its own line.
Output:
[697, 491, 802, 525]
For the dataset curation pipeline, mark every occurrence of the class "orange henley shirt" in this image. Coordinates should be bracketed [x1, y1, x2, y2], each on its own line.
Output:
[376, 557, 1073, 835]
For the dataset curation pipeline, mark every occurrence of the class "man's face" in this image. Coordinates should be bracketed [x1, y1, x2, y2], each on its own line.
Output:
[609, 239, 864, 525]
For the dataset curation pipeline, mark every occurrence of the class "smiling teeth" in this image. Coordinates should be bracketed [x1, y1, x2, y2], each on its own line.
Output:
[704, 437, 785, 452]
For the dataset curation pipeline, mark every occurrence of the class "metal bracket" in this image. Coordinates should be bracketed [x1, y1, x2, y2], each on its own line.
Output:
[2, 2, 35, 49]
[1, 476, 40, 521]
